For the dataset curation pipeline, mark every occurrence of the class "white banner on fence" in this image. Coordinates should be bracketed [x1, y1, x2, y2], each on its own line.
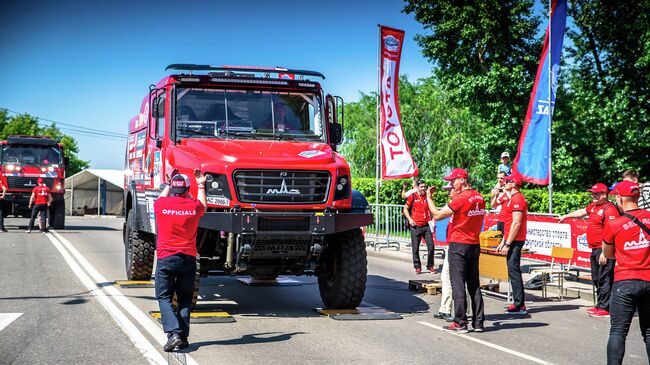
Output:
[524, 221, 572, 256]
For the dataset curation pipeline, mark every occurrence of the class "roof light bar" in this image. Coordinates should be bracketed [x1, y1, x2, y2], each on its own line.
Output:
[166, 64, 325, 79]
[210, 78, 289, 85]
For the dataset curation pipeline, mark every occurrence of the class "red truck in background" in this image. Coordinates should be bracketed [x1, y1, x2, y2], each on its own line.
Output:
[0, 135, 66, 229]
[123, 64, 373, 308]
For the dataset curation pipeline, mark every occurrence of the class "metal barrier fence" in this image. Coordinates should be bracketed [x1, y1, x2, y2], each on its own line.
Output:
[365, 204, 408, 251]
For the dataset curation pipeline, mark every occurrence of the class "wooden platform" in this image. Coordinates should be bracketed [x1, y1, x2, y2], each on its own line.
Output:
[408, 280, 443, 295]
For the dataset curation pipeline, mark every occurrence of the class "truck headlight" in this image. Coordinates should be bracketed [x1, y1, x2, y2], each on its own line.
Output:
[204, 173, 231, 199]
[334, 175, 350, 200]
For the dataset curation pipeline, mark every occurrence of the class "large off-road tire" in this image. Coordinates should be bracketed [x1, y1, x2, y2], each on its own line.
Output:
[173, 259, 200, 310]
[49, 199, 65, 229]
[318, 228, 367, 309]
[124, 210, 154, 281]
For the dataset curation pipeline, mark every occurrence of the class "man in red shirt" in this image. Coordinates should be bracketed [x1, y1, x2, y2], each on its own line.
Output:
[0, 179, 7, 232]
[26, 178, 52, 233]
[427, 168, 486, 333]
[403, 179, 435, 274]
[496, 173, 529, 314]
[154, 169, 206, 352]
[559, 182, 620, 318]
[602, 180, 650, 364]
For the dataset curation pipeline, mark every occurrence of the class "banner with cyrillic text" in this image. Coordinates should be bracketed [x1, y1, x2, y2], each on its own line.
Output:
[379, 25, 418, 180]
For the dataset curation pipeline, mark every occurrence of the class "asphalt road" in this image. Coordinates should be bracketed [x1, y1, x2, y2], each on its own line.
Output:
[0, 216, 648, 365]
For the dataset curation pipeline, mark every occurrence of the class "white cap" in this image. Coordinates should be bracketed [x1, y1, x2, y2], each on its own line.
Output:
[500, 151, 510, 158]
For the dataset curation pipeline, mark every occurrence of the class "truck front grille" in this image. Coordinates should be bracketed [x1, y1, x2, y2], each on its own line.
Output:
[258, 216, 311, 231]
[233, 170, 330, 204]
[6, 176, 54, 189]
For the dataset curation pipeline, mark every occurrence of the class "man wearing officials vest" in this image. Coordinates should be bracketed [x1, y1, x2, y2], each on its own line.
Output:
[602, 180, 650, 364]
[560, 182, 620, 318]
[154, 169, 207, 352]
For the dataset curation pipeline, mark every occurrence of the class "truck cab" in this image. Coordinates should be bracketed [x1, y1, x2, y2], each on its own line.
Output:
[123, 64, 373, 309]
[0, 135, 66, 228]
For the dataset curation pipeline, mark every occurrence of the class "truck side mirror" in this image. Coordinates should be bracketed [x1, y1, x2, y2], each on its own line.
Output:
[152, 96, 165, 119]
[329, 123, 342, 145]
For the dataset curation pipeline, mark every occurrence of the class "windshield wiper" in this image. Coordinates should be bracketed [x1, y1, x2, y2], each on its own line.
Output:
[218, 130, 259, 140]
[176, 127, 216, 138]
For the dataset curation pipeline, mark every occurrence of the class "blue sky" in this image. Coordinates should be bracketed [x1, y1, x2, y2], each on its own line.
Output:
[0, 0, 549, 170]
[0, 0, 433, 169]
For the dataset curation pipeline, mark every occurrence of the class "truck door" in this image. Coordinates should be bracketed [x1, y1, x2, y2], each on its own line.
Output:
[148, 90, 166, 189]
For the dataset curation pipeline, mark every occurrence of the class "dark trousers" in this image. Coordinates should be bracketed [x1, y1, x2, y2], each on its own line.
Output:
[507, 240, 526, 308]
[27, 204, 48, 231]
[155, 253, 197, 339]
[410, 225, 434, 269]
[0, 203, 5, 230]
[590, 248, 615, 310]
[607, 280, 650, 365]
[448, 242, 485, 327]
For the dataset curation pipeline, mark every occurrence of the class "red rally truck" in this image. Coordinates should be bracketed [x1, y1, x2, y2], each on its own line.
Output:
[0, 135, 66, 228]
[123, 64, 373, 308]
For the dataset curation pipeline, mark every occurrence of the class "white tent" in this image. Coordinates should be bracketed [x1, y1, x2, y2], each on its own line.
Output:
[65, 169, 124, 216]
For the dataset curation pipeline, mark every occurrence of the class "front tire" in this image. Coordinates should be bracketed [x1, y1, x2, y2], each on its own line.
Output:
[318, 228, 367, 309]
[50, 199, 65, 229]
[124, 210, 154, 280]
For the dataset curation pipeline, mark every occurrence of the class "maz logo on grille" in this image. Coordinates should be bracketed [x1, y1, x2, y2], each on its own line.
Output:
[266, 178, 300, 195]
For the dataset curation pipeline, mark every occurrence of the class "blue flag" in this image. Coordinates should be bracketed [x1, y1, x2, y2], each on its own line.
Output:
[514, 0, 567, 185]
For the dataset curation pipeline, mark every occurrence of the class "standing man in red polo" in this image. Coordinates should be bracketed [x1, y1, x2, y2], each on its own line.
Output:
[497, 173, 529, 314]
[154, 169, 206, 352]
[602, 180, 650, 364]
[26, 177, 52, 233]
[560, 182, 619, 318]
[403, 179, 435, 274]
[0, 179, 7, 232]
[427, 168, 486, 333]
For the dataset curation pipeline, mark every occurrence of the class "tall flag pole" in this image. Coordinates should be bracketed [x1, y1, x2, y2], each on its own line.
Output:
[375, 25, 381, 205]
[378, 25, 418, 181]
[513, 0, 567, 214]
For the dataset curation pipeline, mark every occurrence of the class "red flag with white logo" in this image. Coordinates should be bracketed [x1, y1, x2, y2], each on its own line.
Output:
[379, 26, 418, 180]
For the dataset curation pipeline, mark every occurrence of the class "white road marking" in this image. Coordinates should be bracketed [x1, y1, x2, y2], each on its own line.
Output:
[0, 313, 23, 331]
[45, 233, 167, 365]
[50, 230, 200, 365]
[417, 321, 554, 365]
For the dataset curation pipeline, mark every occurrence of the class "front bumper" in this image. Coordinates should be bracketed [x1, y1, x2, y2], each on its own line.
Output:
[198, 210, 374, 236]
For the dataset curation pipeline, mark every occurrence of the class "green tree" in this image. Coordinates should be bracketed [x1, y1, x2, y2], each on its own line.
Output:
[403, 0, 542, 188]
[0, 110, 89, 175]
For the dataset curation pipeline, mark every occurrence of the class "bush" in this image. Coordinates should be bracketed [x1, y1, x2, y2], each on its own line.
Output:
[352, 177, 593, 214]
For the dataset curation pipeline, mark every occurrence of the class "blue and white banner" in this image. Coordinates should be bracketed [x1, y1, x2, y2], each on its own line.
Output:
[514, 0, 567, 185]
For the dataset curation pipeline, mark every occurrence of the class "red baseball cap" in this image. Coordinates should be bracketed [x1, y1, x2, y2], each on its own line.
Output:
[587, 183, 608, 193]
[609, 180, 640, 197]
[37, 177, 44, 183]
[170, 174, 190, 194]
[443, 168, 469, 181]
[504, 173, 522, 186]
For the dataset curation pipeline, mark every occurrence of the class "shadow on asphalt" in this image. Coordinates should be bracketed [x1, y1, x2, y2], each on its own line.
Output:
[192, 274, 430, 318]
[187, 331, 307, 350]
[58, 225, 121, 232]
[484, 321, 549, 332]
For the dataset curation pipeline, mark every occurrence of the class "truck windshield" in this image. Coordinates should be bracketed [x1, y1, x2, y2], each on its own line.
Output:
[175, 88, 324, 142]
[1, 145, 62, 166]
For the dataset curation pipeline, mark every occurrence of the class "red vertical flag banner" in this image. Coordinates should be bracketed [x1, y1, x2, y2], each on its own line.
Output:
[379, 26, 418, 180]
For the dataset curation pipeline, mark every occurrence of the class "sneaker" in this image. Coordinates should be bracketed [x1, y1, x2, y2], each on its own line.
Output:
[443, 322, 469, 333]
[178, 337, 189, 349]
[25, 229, 31, 233]
[433, 312, 451, 320]
[415, 267, 422, 274]
[163, 333, 183, 352]
[445, 315, 454, 322]
[586, 307, 598, 314]
[0, 229, 8, 232]
[589, 309, 610, 318]
[427, 266, 436, 273]
[473, 325, 485, 333]
[504, 304, 528, 315]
